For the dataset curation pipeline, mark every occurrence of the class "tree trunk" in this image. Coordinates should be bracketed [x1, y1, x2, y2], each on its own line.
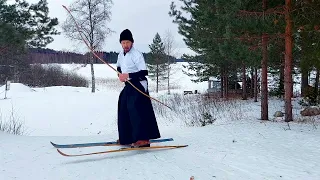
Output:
[301, 69, 309, 97]
[220, 69, 224, 98]
[279, 56, 285, 98]
[315, 68, 319, 99]
[254, 67, 258, 102]
[284, 0, 293, 122]
[242, 63, 247, 100]
[251, 68, 254, 98]
[261, 0, 268, 120]
[300, 32, 309, 97]
[261, 33, 268, 120]
[90, 52, 95, 93]
[223, 69, 228, 99]
[167, 63, 170, 95]
[156, 64, 159, 93]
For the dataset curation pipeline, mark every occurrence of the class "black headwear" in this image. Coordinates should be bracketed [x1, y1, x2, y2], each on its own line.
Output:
[119, 29, 134, 43]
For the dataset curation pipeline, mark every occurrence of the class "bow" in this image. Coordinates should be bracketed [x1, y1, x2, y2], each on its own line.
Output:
[62, 5, 172, 110]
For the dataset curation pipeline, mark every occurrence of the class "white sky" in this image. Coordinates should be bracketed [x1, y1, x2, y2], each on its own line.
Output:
[19, 0, 195, 57]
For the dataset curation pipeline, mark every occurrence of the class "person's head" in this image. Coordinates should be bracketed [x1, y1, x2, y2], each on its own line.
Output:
[119, 29, 134, 53]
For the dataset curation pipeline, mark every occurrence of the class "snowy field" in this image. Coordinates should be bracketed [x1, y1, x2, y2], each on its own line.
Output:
[0, 62, 320, 180]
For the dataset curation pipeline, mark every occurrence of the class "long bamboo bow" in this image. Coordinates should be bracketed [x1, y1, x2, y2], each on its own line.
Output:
[62, 5, 172, 110]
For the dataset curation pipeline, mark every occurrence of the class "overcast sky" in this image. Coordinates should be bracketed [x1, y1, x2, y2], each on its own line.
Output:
[20, 0, 195, 57]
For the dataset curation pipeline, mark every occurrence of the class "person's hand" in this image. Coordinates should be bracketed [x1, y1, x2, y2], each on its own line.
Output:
[119, 73, 129, 82]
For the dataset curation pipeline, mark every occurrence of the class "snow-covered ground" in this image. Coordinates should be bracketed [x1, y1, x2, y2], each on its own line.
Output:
[0, 63, 319, 180]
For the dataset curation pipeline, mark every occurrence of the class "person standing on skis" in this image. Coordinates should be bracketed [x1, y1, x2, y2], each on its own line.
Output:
[116, 29, 161, 147]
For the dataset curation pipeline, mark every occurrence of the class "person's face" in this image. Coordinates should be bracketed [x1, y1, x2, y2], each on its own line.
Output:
[121, 40, 132, 52]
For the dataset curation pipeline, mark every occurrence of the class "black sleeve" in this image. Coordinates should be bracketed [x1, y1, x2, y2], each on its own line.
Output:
[117, 66, 122, 73]
[129, 70, 148, 80]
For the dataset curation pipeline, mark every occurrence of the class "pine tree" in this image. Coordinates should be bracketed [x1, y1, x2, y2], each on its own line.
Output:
[169, 0, 260, 98]
[293, 1, 320, 97]
[236, 0, 286, 120]
[147, 33, 167, 93]
[0, 0, 59, 48]
[0, 0, 59, 81]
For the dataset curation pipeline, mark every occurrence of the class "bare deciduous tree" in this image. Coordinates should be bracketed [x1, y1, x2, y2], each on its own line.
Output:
[62, 0, 114, 93]
[163, 29, 179, 95]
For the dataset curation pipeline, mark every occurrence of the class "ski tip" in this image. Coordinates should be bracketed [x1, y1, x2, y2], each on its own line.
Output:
[50, 141, 57, 147]
[176, 145, 188, 148]
[57, 149, 70, 157]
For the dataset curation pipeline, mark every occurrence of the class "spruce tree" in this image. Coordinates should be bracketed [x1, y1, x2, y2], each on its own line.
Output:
[147, 33, 167, 93]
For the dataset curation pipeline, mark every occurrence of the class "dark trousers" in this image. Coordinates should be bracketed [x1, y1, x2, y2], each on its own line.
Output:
[117, 79, 161, 145]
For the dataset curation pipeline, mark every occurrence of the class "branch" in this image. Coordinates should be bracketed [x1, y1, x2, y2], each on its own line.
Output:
[210, 33, 285, 42]
[238, 5, 285, 17]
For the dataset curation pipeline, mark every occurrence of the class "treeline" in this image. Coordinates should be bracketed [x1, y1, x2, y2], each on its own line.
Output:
[27, 48, 119, 64]
[27, 48, 181, 64]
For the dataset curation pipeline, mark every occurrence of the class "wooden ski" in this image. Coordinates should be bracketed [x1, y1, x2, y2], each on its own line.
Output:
[56, 145, 188, 157]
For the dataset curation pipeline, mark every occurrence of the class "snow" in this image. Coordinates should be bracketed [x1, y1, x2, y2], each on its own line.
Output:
[0, 82, 35, 94]
[0, 62, 320, 180]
